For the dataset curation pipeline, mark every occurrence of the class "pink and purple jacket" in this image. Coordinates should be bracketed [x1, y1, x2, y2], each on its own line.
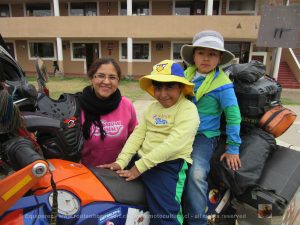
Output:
[81, 97, 138, 167]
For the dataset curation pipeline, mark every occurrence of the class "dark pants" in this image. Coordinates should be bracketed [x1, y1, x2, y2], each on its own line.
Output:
[140, 159, 188, 225]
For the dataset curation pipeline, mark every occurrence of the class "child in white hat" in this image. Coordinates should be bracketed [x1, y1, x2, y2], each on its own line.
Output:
[101, 59, 199, 225]
[180, 30, 242, 225]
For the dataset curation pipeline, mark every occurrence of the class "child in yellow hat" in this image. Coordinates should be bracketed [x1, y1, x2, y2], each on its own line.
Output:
[101, 59, 200, 225]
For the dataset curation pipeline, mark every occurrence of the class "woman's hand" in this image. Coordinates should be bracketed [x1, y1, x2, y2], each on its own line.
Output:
[220, 153, 241, 171]
[98, 162, 121, 171]
[116, 165, 141, 181]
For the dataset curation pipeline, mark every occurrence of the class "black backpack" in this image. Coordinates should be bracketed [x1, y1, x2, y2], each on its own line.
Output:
[223, 61, 282, 127]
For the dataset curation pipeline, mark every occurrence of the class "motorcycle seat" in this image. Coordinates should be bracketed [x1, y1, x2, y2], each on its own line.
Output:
[89, 167, 147, 208]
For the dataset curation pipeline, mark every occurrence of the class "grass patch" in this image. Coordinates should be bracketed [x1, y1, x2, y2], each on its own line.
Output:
[27, 76, 144, 101]
[27, 76, 300, 105]
[281, 98, 300, 106]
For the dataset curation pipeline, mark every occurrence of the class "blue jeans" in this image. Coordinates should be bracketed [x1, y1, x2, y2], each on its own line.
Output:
[184, 134, 219, 225]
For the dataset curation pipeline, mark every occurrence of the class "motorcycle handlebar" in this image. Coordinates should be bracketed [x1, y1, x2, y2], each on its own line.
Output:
[3, 136, 44, 171]
[21, 112, 62, 132]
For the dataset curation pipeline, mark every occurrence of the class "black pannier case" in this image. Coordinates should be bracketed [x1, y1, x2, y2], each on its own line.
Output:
[237, 145, 300, 216]
[234, 76, 282, 117]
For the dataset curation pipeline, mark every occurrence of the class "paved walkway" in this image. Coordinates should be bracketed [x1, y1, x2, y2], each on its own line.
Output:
[133, 91, 300, 150]
[275, 105, 300, 150]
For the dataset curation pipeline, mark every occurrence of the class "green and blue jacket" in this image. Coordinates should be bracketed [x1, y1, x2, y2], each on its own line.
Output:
[185, 65, 241, 154]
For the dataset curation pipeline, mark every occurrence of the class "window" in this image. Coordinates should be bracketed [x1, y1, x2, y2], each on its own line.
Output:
[172, 42, 191, 60]
[29, 42, 55, 59]
[70, 2, 97, 16]
[175, 1, 192, 15]
[227, 0, 256, 13]
[120, 1, 149, 15]
[121, 43, 150, 61]
[72, 43, 86, 59]
[26, 3, 52, 16]
[0, 4, 10, 17]
[225, 42, 240, 58]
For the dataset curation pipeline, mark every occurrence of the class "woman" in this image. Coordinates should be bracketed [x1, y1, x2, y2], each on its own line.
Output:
[79, 58, 138, 167]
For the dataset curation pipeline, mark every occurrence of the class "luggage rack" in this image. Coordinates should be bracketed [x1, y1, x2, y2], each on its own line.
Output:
[233, 185, 300, 225]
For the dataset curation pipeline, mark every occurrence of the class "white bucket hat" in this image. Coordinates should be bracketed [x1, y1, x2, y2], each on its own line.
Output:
[180, 30, 235, 66]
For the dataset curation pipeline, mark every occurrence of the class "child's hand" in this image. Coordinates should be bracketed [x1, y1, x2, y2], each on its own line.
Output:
[116, 165, 141, 181]
[220, 153, 241, 171]
[98, 162, 121, 171]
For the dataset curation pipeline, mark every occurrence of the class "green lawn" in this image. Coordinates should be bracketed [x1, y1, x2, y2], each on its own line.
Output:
[281, 98, 300, 105]
[27, 76, 145, 101]
[26, 75, 300, 105]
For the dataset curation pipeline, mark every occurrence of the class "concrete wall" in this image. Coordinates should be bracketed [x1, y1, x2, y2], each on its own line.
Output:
[0, 16, 260, 40]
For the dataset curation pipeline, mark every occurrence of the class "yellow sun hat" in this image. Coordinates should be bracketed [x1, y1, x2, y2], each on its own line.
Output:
[139, 60, 194, 97]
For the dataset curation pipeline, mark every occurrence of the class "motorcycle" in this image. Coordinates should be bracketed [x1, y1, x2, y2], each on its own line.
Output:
[1, 35, 300, 225]
[0, 36, 150, 225]
[0, 137, 149, 225]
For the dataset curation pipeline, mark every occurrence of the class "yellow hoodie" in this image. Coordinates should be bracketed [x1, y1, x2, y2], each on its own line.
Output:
[116, 94, 199, 173]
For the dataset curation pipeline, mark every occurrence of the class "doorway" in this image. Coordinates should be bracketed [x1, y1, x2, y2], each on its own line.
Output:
[225, 42, 251, 63]
[6, 42, 16, 59]
[85, 43, 99, 72]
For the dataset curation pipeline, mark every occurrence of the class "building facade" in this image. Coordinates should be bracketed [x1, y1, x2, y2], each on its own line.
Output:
[0, 0, 299, 78]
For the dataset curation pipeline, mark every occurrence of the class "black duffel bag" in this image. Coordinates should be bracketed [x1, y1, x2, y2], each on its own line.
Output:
[224, 60, 266, 83]
[209, 128, 277, 196]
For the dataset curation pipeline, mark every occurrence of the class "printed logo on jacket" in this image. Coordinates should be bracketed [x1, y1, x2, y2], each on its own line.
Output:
[153, 114, 171, 125]
[92, 120, 124, 137]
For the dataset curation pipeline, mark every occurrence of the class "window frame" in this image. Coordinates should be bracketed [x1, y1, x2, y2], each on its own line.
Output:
[249, 52, 267, 64]
[28, 41, 56, 60]
[24, 2, 53, 17]
[171, 41, 191, 62]
[248, 43, 267, 65]
[226, 0, 257, 15]
[0, 3, 11, 17]
[174, 0, 193, 16]
[68, 2, 99, 16]
[119, 41, 151, 62]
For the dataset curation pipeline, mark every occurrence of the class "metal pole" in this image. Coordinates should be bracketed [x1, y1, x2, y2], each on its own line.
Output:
[271, 0, 289, 80]
[53, 0, 59, 16]
[127, 37, 133, 77]
[53, 0, 63, 75]
[273, 47, 282, 80]
[207, 0, 213, 16]
[127, 0, 132, 15]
